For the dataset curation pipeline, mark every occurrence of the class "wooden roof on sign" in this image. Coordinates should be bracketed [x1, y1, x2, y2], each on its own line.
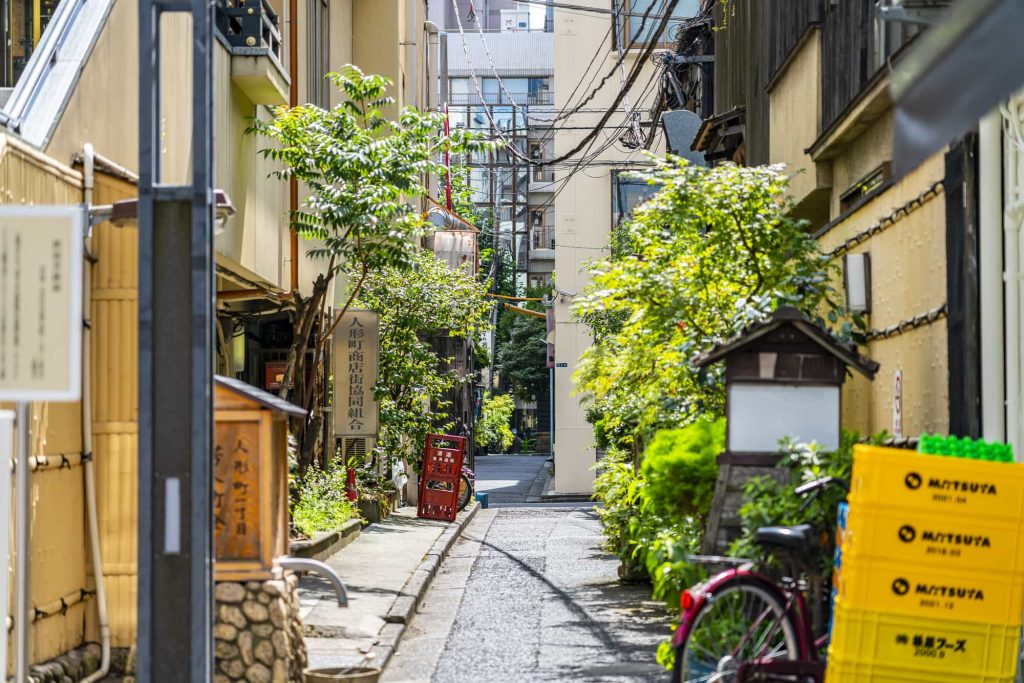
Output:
[214, 375, 307, 417]
[693, 306, 879, 379]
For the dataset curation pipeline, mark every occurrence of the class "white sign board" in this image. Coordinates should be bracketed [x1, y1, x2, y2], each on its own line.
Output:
[0, 207, 83, 401]
[333, 310, 380, 437]
[893, 370, 903, 438]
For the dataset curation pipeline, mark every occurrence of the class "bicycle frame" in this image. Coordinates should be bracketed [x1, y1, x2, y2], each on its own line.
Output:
[672, 566, 825, 682]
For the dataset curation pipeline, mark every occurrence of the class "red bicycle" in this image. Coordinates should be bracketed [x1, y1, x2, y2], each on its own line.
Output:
[669, 477, 848, 683]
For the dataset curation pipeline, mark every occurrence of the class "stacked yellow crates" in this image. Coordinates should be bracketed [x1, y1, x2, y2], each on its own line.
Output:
[826, 444, 1024, 682]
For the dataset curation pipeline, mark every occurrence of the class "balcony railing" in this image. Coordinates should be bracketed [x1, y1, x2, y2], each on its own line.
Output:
[448, 92, 554, 107]
[215, 0, 284, 69]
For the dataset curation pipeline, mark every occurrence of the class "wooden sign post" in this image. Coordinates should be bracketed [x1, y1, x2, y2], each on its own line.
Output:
[214, 376, 305, 581]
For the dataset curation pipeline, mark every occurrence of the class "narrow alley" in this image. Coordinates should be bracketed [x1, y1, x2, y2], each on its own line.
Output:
[383, 456, 670, 683]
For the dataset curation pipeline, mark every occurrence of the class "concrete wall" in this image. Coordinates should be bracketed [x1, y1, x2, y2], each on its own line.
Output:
[551, 1, 665, 494]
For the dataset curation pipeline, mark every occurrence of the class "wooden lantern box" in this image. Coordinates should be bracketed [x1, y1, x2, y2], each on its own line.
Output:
[693, 307, 879, 555]
[214, 375, 305, 581]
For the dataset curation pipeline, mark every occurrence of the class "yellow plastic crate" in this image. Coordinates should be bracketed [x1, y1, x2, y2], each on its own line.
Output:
[835, 556, 1024, 626]
[828, 601, 1020, 679]
[850, 445, 1024, 520]
[842, 503, 1024, 574]
[826, 656, 1015, 683]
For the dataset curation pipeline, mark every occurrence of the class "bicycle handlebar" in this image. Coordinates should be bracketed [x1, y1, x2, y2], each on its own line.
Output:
[795, 476, 849, 497]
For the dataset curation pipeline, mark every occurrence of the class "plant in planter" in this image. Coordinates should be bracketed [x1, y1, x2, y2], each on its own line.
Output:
[353, 465, 400, 524]
[518, 435, 537, 454]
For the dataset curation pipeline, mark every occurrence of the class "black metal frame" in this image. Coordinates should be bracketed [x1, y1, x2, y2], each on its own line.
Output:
[138, 0, 215, 678]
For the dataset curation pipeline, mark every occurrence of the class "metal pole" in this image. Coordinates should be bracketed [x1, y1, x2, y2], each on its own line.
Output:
[14, 402, 29, 683]
[138, 0, 215, 677]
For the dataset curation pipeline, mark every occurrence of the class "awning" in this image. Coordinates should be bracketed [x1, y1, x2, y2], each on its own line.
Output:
[893, 0, 1024, 175]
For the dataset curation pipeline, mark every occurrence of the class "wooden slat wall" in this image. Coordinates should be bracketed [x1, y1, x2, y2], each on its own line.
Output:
[821, 0, 873, 130]
[711, 0, 821, 166]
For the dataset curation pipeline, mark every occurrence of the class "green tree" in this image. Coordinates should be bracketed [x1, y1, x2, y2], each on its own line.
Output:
[476, 393, 515, 452]
[574, 159, 843, 457]
[351, 249, 491, 469]
[495, 284, 552, 400]
[251, 65, 487, 471]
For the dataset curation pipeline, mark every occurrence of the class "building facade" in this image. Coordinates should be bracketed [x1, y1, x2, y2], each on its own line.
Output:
[0, 0, 431, 674]
[550, 0, 699, 493]
[664, 0, 959, 441]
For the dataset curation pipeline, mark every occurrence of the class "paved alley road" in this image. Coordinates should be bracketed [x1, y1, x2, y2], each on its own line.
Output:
[383, 456, 671, 683]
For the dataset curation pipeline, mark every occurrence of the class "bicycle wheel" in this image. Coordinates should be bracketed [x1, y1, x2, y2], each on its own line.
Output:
[672, 577, 802, 683]
[457, 474, 473, 511]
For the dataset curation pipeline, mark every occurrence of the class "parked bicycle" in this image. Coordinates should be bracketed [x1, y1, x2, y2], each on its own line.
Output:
[670, 477, 849, 683]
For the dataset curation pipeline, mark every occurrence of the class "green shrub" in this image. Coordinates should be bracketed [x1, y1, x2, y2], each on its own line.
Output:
[641, 418, 724, 526]
[292, 464, 360, 538]
[476, 393, 515, 452]
[729, 431, 886, 571]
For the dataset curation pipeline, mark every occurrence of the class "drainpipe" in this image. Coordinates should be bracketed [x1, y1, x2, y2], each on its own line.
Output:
[288, 0, 299, 291]
[405, 0, 418, 109]
[1001, 99, 1024, 460]
[79, 144, 111, 683]
[979, 110, 1006, 442]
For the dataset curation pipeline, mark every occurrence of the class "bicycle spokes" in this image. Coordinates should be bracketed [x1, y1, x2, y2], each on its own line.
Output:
[680, 586, 797, 683]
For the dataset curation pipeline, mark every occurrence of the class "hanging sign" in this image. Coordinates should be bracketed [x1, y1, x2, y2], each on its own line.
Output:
[333, 310, 380, 437]
[0, 206, 83, 401]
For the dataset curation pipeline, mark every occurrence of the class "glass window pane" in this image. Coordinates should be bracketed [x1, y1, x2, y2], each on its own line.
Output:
[628, 0, 701, 45]
[501, 78, 529, 104]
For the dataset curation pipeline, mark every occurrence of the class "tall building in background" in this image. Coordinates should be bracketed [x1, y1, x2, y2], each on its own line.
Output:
[444, 8, 556, 447]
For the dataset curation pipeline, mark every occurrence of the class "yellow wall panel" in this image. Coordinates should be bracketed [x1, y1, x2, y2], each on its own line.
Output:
[817, 144, 948, 438]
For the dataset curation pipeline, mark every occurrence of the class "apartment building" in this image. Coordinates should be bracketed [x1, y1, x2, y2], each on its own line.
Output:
[550, 0, 699, 494]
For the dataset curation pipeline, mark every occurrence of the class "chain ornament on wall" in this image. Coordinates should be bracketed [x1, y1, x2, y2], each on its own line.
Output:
[865, 304, 948, 342]
[827, 181, 945, 260]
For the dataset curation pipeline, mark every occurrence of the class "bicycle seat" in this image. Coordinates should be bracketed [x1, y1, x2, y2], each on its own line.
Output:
[754, 524, 816, 555]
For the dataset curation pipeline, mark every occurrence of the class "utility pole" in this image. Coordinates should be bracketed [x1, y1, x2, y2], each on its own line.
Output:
[137, 0, 215, 678]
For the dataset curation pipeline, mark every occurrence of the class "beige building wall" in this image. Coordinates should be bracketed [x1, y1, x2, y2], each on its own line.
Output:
[764, 32, 951, 441]
[552, 1, 667, 494]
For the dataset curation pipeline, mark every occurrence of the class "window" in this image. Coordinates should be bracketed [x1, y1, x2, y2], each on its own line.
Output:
[619, 0, 701, 48]
[612, 171, 659, 225]
[529, 140, 555, 182]
[500, 78, 528, 104]
[530, 207, 555, 249]
[306, 0, 329, 107]
[528, 78, 552, 105]
[839, 163, 891, 213]
[2, 0, 61, 86]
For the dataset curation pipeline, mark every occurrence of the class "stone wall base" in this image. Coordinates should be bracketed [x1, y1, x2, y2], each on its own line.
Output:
[215, 570, 307, 682]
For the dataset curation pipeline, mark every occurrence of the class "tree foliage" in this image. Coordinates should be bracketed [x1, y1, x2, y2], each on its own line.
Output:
[352, 249, 491, 469]
[254, 65, 488, 273]
[476, 393, 515, 452]
[574, 159, 844, 452]
[250, 66, 488, 472]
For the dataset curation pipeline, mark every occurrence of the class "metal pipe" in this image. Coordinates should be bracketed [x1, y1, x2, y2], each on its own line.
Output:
[288, 0, 299, 291]
[980, 110, 1006, 442]
[275, 558, 348, 606]
[15, 401, 30, 683]
[1001, 98, 1024, 459]
[80, 143, 111, 683]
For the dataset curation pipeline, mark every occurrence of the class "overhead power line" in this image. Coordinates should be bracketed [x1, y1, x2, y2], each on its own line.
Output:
[515, 0, 684, 20]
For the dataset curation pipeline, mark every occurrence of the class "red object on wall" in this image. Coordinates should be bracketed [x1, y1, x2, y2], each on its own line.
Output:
[417, 434, 467, 522]
[346, 467, 358, 502]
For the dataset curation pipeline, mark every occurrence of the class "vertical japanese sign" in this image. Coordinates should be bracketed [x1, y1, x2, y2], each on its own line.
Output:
[333, 310, 380, 437]
[0, 207, 83, 401]
[214, 420, 262, 561]
[893, 370, 904, 439]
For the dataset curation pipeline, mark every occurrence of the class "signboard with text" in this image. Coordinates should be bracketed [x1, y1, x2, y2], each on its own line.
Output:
[333, 310, 380, 437]
[0, 207, 83, 401]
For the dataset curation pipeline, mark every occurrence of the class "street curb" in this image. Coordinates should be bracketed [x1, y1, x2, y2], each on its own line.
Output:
[375, 502, 480, 665]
